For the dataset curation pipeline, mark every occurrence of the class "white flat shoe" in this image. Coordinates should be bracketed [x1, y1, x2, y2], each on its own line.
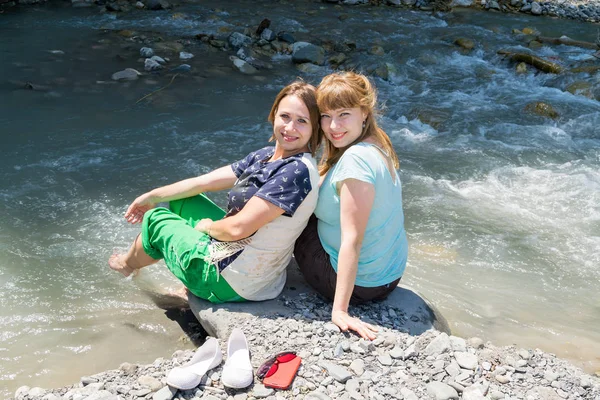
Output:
[221, 328, 253, 389]
[167, 337, 222, 390]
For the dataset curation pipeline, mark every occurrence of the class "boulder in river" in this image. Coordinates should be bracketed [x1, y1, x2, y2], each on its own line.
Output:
[524, 102, 559, 119]
[140, 47, 154, 58]
[228, 32, 253, 49]
[566, 81, 593, 98]
[454, 37, 475, 50]
[292, 42, 325, 65]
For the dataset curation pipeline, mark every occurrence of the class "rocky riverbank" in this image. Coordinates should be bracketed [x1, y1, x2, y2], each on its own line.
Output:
[3, 0, 600, 25]
[12, 297, 600, 400]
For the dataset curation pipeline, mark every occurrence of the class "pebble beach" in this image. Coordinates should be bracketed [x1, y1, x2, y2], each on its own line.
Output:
[12, 292, 600, 400]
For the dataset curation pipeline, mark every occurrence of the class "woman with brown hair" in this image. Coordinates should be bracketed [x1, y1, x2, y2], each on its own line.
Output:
[109, 81, 322, 303]
[294, 72, 408, 339]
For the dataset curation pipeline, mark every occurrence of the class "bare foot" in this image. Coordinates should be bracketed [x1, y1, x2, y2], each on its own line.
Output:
[108, 254, 136, 277]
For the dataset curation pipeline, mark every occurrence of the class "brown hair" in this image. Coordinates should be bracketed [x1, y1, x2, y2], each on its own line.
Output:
[316, 71, 399, 175]
[268, 80, 322, 157]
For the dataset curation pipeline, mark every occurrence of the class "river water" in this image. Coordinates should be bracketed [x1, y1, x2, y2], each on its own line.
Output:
[1, 0, 599, 396]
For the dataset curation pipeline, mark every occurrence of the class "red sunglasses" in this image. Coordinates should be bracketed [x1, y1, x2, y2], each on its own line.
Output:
[256, 351, 297, 380]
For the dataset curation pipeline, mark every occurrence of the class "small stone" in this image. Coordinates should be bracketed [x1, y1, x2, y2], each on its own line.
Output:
[253, 384, 275, 398]
[119, 362, 137, 375]
[482, 361, 492, 371]
[425, 333, 451, 356]
[517, 349, 530, 359]
[179, 51, 194, 60]
[334, 343, 344, 358]
[350, 359, 365, 376]
[138, 375, 163, 392]
[377, 354, 393, 366]
[495, 374, 510, 384]
[144, 58, 163, 71]
[112, 68, 141, 81]
[152, 386, 176, 400]
[320, 361, 352, 383]
[350, 342, 366, 354]
[426, 381, 459, 400]
[455, 352, 478, 370]
[324, 323, 341, 333]
[390, 346, 404, 359]
[449, 336, 467, 352]
[140, 47, 154, 57]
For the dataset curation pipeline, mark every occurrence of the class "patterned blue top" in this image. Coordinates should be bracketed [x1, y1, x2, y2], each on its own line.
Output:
[229, 147, 312, 217]
[215, 146, 314, 272]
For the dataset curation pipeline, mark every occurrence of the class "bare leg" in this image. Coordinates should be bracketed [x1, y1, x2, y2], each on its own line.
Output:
[109, 234, 159, 277]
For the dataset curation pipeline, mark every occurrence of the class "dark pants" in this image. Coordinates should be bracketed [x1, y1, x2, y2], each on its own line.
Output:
[293, 215, 400, 305]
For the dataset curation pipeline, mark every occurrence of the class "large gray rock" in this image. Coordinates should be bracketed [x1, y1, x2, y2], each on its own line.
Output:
[228, 32, 253, 49]
[188, 261, 449, 340]
[291, 42, 325, 65]
[531, 2, 543, 15]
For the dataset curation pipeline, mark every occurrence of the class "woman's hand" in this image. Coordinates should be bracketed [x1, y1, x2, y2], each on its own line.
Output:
[194, 218, 213, 235]
[332, 309, 378, 340]
[124, 193, 157, 224]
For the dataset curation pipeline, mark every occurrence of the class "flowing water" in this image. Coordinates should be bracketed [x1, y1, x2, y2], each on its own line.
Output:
[1, 1, 599, 396]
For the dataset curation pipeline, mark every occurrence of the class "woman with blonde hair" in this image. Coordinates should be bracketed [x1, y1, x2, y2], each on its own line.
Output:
[110, 81, 322, 304]
[294, 72, 408, 339]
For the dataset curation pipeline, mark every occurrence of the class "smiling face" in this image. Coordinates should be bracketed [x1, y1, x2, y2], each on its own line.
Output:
[320, 107, 367, 148]
[272, 94, 313, 158]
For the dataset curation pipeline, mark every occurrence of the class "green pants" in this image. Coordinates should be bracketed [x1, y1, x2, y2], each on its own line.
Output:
[141, 194, 245, 304]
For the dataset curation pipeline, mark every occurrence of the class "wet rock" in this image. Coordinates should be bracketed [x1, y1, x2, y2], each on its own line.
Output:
[387, 0, 402, 5]
[135, 1, 144, 9]
[150, 55, 166, 64]
[179, 51, 194, 60]
[260, 28, 276, 42]
[146, 0, 171, 10]
[454, 38, 475, 50]
[170, 64, 191, 73]
[566, 81, 593, 98]
[292, 42, 325, 65]
[144, 58, 163, 71]
[329, 53, 347, 66]
[277, 32, 296, 44]
[524, 102, 559, 119]
[369, 45, 385, 56]
[230, 56, 258, 74]
[531, 2, 542, 15]
[228, 32, 253, 49]
[296, 63, 323, 74]
[112, 68, 141, 81]
[528, 40, 543, 49]
[140, 47, 154, 58]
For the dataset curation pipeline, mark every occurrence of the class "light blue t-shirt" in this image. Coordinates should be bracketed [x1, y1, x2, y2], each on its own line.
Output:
[314, 142, 408, 287]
